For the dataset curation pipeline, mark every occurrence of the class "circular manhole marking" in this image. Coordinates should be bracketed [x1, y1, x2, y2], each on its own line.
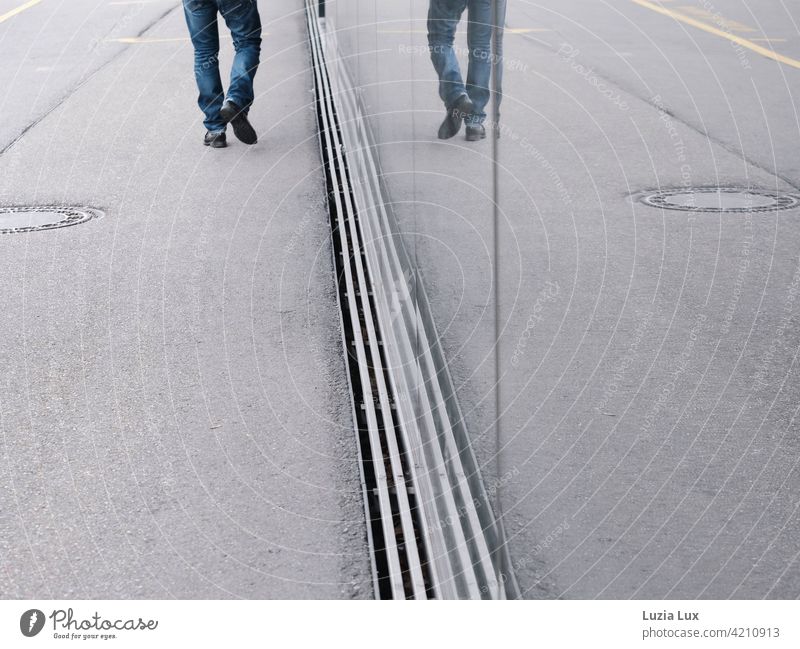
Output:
[640, 187, 799, 213]
[0, 205, 103, 234]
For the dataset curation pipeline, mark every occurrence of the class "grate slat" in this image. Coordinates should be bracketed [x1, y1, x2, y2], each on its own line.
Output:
[305, 0, 519, 600]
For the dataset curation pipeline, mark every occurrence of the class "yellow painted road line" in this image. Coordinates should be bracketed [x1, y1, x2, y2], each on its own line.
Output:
[0, 0, 43, 25]
[108, 35, 238, 43]
[507, 28, 551, 34]
[377, 28, 550, 34]
[110, 36, 195, 44]
[631, 0, 800, 70]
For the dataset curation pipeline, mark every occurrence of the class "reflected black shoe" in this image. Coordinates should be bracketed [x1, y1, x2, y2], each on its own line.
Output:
[204, 130, 227, 148]
[437, 93, 474, 140]
[219, 100, 257, 145]
[465, 124, 486, 141]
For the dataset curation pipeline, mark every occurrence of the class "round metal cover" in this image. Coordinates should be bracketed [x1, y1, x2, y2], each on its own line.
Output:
[0, 205, 102, 234]
[640, 188, 799, 213]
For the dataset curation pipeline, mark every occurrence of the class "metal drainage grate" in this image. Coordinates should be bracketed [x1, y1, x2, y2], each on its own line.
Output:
[640, 187, 799, 213]
[306, 0, 517, 599]
[0, 205, 102, 235]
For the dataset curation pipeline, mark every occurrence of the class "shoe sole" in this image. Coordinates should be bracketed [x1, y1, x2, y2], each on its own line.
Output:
[204, 139, 227, 148]
[220, 104, 257, 145]
[438, 116, 461, 139]
[230, 117, 257, 145]
[438, 94, 475, 140]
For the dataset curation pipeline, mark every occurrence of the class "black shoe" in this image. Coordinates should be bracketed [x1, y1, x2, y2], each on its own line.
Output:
[437, 93, 474, 140]
[465, 124, 486, 141]
[219, 100, 257, 145]
[204, 130, 227, 148]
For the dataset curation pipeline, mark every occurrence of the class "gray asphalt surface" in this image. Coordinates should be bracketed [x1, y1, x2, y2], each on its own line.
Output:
[326, 0, 800, 598]
[4, 0, 800, 601]
[497, 0, 800, 600]
[0, 0, 372, 598]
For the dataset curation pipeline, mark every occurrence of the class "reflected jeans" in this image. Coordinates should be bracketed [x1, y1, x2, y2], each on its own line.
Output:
[183, 0, 262, 132]
[427, 0, 506, 125]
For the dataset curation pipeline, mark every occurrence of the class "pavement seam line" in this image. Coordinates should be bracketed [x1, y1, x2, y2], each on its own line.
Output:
[513, 28, 800, 192]
[0, 3, 180, 156]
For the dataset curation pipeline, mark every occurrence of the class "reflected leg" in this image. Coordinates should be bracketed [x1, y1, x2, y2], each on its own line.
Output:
[492, 0, 507, 122]
[183, 0, 225, 132]
[427, 0, 469, 108]
[465, 0, 506, 126]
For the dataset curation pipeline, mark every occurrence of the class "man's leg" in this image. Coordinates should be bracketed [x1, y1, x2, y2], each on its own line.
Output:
[427, 0, 469, 108]
[219, 0, 262, 113]
[183, 0, 225, 132]
[465, 0, 506, 128]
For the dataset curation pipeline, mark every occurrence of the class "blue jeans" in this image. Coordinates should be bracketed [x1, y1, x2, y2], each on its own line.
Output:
[183, 0, 261, 132]
[427, 0, 506, 125]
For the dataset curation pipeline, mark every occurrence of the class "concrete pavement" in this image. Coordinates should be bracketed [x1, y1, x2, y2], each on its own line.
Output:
[324, 0, 800, 598]
[3, 0, 799, 601]
[0, 0, 372, 598]
[494, 0, 800, 599]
